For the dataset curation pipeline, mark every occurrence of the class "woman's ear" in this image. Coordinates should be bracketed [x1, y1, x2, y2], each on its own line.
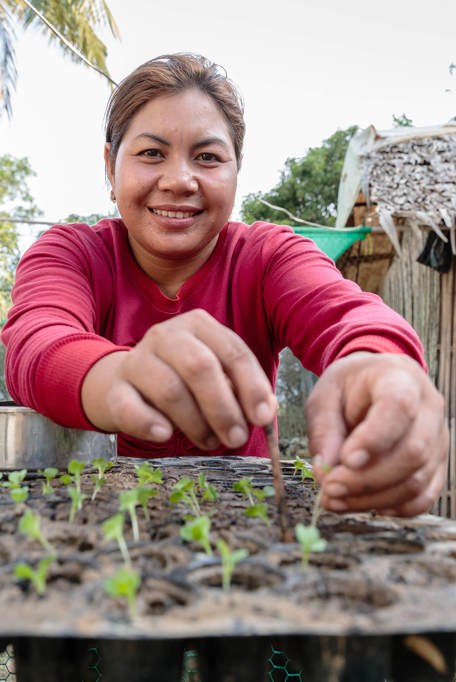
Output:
[104, 143, 115, 188]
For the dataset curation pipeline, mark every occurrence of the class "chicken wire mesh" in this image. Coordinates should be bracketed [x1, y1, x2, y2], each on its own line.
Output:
[0, 644, 304, 681]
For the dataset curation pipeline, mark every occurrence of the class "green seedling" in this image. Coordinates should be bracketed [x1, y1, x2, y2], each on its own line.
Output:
[90, 457, 114, 500]
[68, 486, 88, 522]
[170, 477, 200, 517]
[216, 539, 248, 592]
[243, 503, 270, 525]
[91, 474, 106, 501]
[293, 456, 316, 485]
[10, 486, 28, 506]
[295, 523, 327, 570]
[119, 489, 141, 542]
[14, 556, 54, 595]
[233, 478, 274, 525]
[134, 461, 163, 486]
[2, 469, 27, 489]
[180, 515, 212, 556]
[104, 566, 140, 619]
[68, 459, 85, 494]
[18, 509, 55, 555]
[136, 486, 157, 521]
[103, 513, 131, 566]
[197, 472, 218, 502]
[38, 468, 59, 495]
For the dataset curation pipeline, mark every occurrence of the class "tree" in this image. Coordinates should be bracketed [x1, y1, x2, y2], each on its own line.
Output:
[0, 0, 120, 118]
[392, 113, 413, 127]
[241, 125, 358, 227]
[0, 153, 42, 397]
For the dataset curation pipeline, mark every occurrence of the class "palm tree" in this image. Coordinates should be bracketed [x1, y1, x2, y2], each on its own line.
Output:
[0, 0, 120, 118]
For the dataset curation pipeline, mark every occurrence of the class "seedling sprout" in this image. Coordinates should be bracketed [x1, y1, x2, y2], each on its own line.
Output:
[136, 486, 157, 521]
[2, 469, 27, 489]
[38, 468, 58, 495]
[103, 513, 131, 566]
[233, 478, 274, 524]
[119, 489, 141, 542]
[10, 486, 29, 506]
[14, 556, 54, 595]
[295, 523, 327, 570]
[104, 566, 140, 619]
[90, 457, 114, 500]
[293, 456, 316, 485]
[18, 509, 55, 555]
[134, 461, 163, 486]
[170, 477, 201, 517]
[197, 472, 218, 502]
[180, 515, 212, 556]
[68, 486, 88, 523]
[216, 539, 248, 591]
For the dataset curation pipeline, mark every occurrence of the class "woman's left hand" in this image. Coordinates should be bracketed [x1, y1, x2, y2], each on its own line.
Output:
[304, 352, 449, 517]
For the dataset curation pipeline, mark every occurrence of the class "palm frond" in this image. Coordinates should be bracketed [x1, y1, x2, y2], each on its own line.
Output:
[0, 5, 18, 119]
[19, 0, 118, 85]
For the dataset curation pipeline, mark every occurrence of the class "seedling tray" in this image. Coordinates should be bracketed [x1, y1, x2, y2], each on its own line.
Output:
[1, 456, 456, 681]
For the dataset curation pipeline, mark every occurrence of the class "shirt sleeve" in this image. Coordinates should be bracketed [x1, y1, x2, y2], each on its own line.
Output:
[258, 224, 426, 374]
[1, 224, 130, 429]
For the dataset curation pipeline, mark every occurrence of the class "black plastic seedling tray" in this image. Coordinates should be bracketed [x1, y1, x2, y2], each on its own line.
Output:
[1, 456, 456, 681]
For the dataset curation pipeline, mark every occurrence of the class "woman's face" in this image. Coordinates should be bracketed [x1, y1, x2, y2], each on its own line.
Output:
[105, 89, 238, 276]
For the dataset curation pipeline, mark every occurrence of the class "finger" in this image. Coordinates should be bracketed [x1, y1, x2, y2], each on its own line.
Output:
[177, 310, 277, 425]
[304, 381, 347, 471]
[340, 370, 421, 467]
[391, 463, 447, 517]
[125, 347, 227, 449]
[321, 459, 433, 513]
[107, 379, 174, 442]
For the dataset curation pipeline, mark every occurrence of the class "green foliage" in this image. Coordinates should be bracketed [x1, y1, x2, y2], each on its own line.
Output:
[1, 1, 120, 118]
[392, 113, 413, 127]
[233, 477, 274, 525]
[180, 515, 213, 556]
[10, 485, 28, 506]
[18, 509, 55, 555]
[136, 486, 157, 521]
[103, 513, 131, 566]
[216, 539, 248, 592]
[118, 489, 140, 542]
[38, 467, 58, 495]
[90, 457, 114, 500]
[134, 461, 163, 486]
[170, 477, 201, 517]
[197, 472, 218, 502]
[241, 126, 358, 227]
[14, 556, 54, 595]
[293, 456, 316, 484]
[295, 523, 327, 570]
[2, 469, 27, 488]
[104, 566, 140, 619]
[67, 486, 88, 522]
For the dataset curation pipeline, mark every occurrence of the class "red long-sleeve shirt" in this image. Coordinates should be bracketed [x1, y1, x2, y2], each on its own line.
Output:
[2, 219, 425, 458]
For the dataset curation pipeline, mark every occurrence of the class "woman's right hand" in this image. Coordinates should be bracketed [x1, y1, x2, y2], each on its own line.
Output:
[81, 309, 276, 449]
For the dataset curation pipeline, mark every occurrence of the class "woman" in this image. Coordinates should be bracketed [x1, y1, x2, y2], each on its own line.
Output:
[2, 54, 448, 517]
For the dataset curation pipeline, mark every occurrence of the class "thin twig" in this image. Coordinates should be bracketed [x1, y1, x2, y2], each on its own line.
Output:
[20, 0, 118, 87]
[264, 422, 293, 543]
[259, 199, 330, 228]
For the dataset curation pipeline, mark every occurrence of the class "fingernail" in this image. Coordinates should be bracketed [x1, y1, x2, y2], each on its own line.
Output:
[150, 425, 171, 441]
[325, 483, 349, 498]
[228, 425, 248, 448]
[345, 449, 369, 469]
[255, 401, 274, 423]
[327, 499, 348, 511]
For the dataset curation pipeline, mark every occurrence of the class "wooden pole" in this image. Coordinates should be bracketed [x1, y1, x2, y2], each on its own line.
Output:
[264, 422, 294, 543]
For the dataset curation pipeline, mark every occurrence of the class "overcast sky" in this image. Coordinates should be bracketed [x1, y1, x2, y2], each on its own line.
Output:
[1, 0, 456, 250]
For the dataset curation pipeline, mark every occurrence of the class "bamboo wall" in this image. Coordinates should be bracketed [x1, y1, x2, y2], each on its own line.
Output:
[339, 227, 455, 518]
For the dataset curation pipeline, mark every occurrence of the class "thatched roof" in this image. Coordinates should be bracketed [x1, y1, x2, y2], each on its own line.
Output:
[336, 124, 456, 254]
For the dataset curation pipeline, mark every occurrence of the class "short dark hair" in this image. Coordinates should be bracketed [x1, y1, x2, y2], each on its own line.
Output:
[105, 53, 245, 169]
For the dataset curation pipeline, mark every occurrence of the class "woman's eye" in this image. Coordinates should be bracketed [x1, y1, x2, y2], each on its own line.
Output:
[139, 149, 163, 159]
[197, 152, 219, 162]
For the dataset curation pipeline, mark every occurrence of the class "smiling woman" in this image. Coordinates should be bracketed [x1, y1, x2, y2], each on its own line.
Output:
[1, 53, 449, 518]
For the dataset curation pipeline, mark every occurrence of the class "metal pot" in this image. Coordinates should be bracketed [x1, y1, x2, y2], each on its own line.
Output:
[0, 401, 117, 470]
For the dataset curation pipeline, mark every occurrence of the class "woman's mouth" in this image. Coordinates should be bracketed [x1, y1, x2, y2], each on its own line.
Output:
[149, 208, 202, 219]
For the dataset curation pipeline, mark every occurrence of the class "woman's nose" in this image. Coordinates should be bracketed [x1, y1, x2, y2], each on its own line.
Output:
[157, 159, 198, 194]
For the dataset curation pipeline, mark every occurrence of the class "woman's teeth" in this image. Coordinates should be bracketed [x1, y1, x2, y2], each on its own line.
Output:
[151, 209, 197, 218]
